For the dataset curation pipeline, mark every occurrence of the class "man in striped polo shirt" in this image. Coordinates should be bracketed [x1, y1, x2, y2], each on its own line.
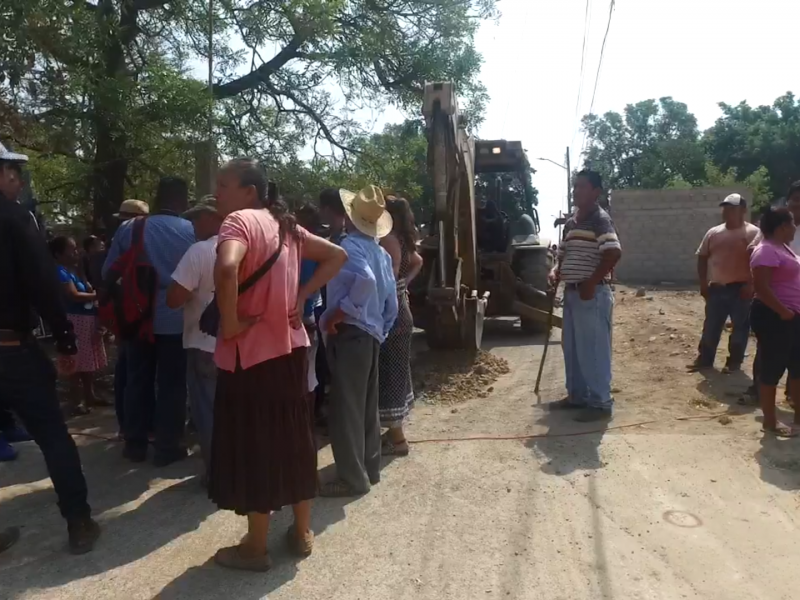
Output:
[548, 170, 622, 421]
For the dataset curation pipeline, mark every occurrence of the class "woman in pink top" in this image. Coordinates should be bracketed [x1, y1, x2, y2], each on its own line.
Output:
[749, 206, 800, 437]
[209, 158, 346, 571]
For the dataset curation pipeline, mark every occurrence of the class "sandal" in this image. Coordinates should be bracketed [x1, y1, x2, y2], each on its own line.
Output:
[286, 525, 314, 557]
[214, 544, 272, 572]
[381, 437, 410, 457]
[319, 479, 363, 498]
[762, 422, 797, 438]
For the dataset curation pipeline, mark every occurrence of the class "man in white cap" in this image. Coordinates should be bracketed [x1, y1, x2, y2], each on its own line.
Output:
[689, 193, 760, 373]
[319, 185, 398, 497]
[0, 142, 100, 553]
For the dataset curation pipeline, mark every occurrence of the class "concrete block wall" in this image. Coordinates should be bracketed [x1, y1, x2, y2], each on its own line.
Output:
[611, 187, 751, 284]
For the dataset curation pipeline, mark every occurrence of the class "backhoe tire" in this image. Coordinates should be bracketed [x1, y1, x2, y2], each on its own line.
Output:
[517, 247, 554, 334]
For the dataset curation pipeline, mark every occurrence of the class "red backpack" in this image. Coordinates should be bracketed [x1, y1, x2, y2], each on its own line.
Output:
[98, 217, 157, 342]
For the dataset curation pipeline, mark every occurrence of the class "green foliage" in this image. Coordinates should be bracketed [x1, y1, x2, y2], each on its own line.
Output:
[581, 97, 706, 190]
[0, 0, 497, 230]
[703, 93, 800, 200]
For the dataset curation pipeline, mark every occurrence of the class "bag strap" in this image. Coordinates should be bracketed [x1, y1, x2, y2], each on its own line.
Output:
[237, 228, 285, 295]
[131, 216, 147, 250]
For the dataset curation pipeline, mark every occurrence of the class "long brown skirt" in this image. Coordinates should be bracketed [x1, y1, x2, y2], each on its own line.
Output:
[208, 347, 317, 515]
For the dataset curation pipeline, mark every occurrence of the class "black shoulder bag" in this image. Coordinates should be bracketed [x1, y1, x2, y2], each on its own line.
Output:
[199, 229, 285, 337]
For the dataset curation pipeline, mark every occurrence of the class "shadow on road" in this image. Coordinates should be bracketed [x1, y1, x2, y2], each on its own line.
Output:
[754, 436, 800, 492]
[694, 368, 757, 414]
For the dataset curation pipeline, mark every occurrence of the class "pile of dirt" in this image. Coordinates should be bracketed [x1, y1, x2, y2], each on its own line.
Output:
[411, 349, 510, 404]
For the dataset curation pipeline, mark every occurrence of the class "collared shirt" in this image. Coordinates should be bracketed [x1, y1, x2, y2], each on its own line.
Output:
[103, 214, 195, 335]
[0, 193, 75, 351]
[558, 205, 621, 284]
[322, 231, 398, 343]
[171, 235, 218, 353]
[300, 259, 322, 320]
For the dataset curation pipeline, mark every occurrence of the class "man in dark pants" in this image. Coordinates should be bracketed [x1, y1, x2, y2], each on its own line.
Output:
[688, 194, 760, 373]
[320, 186, 398, 497]
[0, 145, 100, 553]
[103, 179, 194, 466]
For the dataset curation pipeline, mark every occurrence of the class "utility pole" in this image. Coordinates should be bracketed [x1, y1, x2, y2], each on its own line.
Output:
[565, 145, 572, 214]
[194, 0, 216, 199]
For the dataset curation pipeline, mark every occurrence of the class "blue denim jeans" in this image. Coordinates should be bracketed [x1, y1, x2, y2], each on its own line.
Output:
[698, 283, 751, 367]
[186, 348, 217, 470]
[124, 335, 186, 457]
[562, 285, 614, 409]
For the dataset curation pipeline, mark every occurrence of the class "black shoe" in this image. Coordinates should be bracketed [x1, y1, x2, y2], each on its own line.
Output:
[0, 526, 20, 554]
[721, 363, 741, 375]
[67, 517, 100, 555]
[368, 473, 381, 486]
[547, 398, 585, 411]
[153, 447, 188, 467]
[574, 408, 613, 423]
[122, 444, 147, 463]
[686, 358, 713, 372]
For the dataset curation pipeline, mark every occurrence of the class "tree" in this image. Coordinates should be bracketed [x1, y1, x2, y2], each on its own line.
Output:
[580, 97, 706, 189]
[0, 0, 497, 231]
[703, 93, 800, 200]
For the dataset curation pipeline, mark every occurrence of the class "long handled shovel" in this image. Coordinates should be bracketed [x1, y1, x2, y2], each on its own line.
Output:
[534, 286, 558, 401]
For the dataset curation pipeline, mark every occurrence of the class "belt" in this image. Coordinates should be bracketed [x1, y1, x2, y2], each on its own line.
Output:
[564, 280, 608, 290]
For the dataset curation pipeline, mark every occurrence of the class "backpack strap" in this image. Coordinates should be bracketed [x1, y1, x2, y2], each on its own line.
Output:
[131, 216, 147, 252]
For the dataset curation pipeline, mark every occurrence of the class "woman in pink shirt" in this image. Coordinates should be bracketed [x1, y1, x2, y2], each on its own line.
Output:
[749, 206, 800, 437]
[209, 158, 346, 571]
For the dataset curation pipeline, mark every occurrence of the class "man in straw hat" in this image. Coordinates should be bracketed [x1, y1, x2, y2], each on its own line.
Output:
[0, 141, 101, 553]
[319, 185, 399, 497]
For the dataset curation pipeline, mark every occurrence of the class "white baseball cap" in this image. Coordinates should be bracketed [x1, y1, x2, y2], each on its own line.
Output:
[0, 142, 28, 163]
[720, 193, 746, 208]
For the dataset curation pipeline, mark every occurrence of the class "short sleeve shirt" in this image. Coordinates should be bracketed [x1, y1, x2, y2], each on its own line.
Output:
[750, 240, 800, 312]
[558, 205, 621, 284]
[696, 223, 760, 285]
[213, 209, 309, 372]
[57, 266, 96, 316]
[171, 236, 217, 353]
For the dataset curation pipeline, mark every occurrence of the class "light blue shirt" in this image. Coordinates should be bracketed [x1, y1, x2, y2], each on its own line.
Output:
[102, 214, 195, 335]
[323, 231, 398, 343]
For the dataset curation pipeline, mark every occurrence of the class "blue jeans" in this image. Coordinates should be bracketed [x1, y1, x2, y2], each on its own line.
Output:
[698, 283, 751, 367]
[124, 335, 187, 457]
[186, 349, 217, 470]
[562, 285, 614, 409]
[0, 342, 90, 520]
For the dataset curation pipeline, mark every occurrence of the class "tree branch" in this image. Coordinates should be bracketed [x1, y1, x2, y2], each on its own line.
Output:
[131, 0, 171, 10]
[213, 33, 305, 99]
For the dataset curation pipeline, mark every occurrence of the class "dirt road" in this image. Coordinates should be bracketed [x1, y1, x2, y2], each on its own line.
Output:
[1, 287, 799, 599]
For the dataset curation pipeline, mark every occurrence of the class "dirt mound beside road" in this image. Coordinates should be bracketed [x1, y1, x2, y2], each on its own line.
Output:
[412, 349, 510, 405]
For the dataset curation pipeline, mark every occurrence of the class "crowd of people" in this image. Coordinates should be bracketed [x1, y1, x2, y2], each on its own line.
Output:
[691, 185, 800, 437]
[0, 145, 429, 568]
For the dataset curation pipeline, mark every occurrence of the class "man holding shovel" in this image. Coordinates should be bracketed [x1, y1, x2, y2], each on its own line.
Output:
[547, 170, 622, 422]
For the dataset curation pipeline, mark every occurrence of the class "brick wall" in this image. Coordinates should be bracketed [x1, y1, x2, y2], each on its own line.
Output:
[611, 187, 751, 284]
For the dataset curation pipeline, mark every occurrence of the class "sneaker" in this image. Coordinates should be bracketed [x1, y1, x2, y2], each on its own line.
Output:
[153, 447, 188, 467]
[546, 397, 585, 411]
[2, 426, 32, 443]
[0, 435, 18, 462]
[286, 525, 314, 557]
[574, 407, 613, 423]
[122, 443, 147, 463]
[67, 517, 101, 555]
[0, 526, 20, 554]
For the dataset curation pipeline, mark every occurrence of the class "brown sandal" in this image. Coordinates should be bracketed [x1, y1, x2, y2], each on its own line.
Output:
[214, 545, 272, 572]
[762, 422, 797, 438]
[381, 437, 410, 457]
[286, 525, 314, 557]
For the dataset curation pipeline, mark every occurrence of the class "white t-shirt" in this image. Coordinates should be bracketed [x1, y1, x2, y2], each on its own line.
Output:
[171, 235, 217, 353]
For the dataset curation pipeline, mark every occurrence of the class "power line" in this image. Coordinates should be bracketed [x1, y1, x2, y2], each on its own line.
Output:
[587, 0, 615, 118]
[573, 0, 592, 121]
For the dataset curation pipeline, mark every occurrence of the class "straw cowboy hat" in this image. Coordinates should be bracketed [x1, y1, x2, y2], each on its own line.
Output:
[114, 199, 150, 219]
[340, 185, 393, 238]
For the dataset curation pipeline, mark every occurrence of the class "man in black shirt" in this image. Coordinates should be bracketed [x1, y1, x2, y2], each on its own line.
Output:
[0, 146, 100, 554]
